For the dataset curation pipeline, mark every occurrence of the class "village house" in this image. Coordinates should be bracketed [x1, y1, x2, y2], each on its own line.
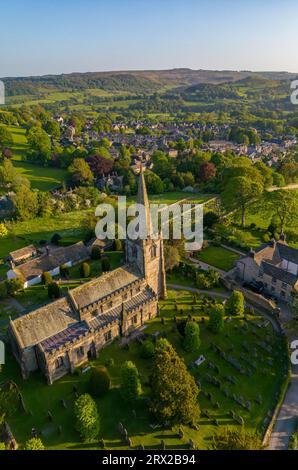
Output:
[8, 169, 167, 384]
[9, 245, 39, 266]
[235, 235, 298, 302]
[7, 242, 89, 288]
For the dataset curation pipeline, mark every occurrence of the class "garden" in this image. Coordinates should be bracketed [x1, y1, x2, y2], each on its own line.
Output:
[0, 289, 289, 450]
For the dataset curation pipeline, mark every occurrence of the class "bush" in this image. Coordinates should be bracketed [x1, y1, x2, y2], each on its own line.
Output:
[113, 239, 122, 251]
[120, 361, 142, 403]
[184, 321, 201, 353]
[0, 442, 6, 450]
[208, 304, 225, 333]
[42, 271, 52, 285]
[24, 438, 45, 450]
[141, 340, 155, 359]
[5, 277, 23, 295]
[89, 366, 111, 397]
[0, 282, 8, 300]
[60, 264, 70, 277]
[80, 262, 90, 278]
[263, 233, 271, 243]
[196, 273, 211, 289]
[74, 393, 100, 442]
[177, 319, 187, 337]
[91, 245, 102, 260]
[48, 282, 61, 299]
[204, 211, 219, 229]
[101, 257, 111, 272]
[51, 233, 61, 245]
[225, 290, 245, 316]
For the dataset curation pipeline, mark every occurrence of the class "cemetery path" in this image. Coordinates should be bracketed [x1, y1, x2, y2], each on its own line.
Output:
[167, 284, 230, 299]
[268, 302, 298, 450]
[268, 364, 298, 450]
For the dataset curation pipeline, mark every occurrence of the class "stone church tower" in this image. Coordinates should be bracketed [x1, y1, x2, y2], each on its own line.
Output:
[126, 167, 167, 299]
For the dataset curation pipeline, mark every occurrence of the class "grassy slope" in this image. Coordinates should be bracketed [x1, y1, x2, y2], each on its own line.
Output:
[1, 289, 288, 450]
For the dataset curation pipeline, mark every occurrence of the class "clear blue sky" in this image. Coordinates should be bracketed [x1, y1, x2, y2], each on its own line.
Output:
[1, 0, 298, 77]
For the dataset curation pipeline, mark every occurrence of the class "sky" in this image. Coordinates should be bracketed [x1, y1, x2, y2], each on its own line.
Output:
[1, 0, 298, 77]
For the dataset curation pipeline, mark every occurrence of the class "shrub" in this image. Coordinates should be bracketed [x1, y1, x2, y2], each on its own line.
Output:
[113, 239, 122, 251]
[89, 366, 111, 397]
[91, 245, 102, 260]
[0, 282, 8, 300]
[0, 223, 8, 238]
[0, 442, 6, 450]
[42, 271, 52, 285]
[225, 290, 245, 316]
[184, 321, 201, 353]
[80, 262, 90, 278]
[101, 257, 111, 272]
[74, 393, 100, 442]
[5, 277, 23, 295]
[60, 264, 70, 277]
[120, 361, 142, 403]
[24, 438, 45, 450]
[48, 282, 61, 299]
[141, 340, 155, 359]
[196, 273, 211, 289]
[177, 318, 187, 337]
[263, 233, 271, 243]
[208, 304, 225, 333]
[51, 233, 61, 245]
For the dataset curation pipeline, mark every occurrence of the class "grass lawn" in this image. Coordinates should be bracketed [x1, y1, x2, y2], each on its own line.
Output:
[0, 209, 93, 259]
[196, 246, 240, 271]
[0, 289, 288, 450]
[68, 252, 125, 281]
[12, 161, 68, 191]
[126, 192, 213, 206]
[7, 125, 28, 160]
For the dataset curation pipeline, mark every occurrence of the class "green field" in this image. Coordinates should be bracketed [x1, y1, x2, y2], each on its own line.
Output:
[12, 161, 67, 191]
[0, 209, 93, 259]
[0, 289, 288, 449]
[8, 125, 28, 160]
[196, 246, 240, 272]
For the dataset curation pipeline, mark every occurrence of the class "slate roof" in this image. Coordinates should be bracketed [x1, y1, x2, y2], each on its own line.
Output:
[261, 261, 298, 286]
[39, 321, 89, 353]
[277, 242, 298, 265]
[14, 242, 89, 281]
[10, 245, 37, 262]
[71, 265, 141, 310]
[87, 286, 156, 331]
[10, 297, 79, 349]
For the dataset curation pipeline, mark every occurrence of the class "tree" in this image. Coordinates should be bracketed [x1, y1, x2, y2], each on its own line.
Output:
[68, 158, 94, 185]
[164, 245, 180, 272]
[0, 223, 8, 238]
[0, 442, 6, 450]
[120, 361, 142, 403]
[0, 126, 13, 150]
[221, 176, 263, 227]
[199, 162, 217, 183]
[208, 304, 224, 333]
[141, 339, 155, 359]
[0, 282, 8, 300]
[0, 158, 17, 184]
[144, 171, 164, 194]
[89, 366, 111, 397]
[184, 321, 201, 353]
[204, 211, 219, 228]
[262, 190, 298, 232]
[27, 126, 51, 164]
[6, 277, 23, 295]
[151, 338, 200, 425]
[91, 245, 102, 260]
[48, 282, 61, 299]
[12, 185, 38, 220]
[101, 257, 110, 272]
[42, 271, 53, 285]
[24, 437, 45, 450]
[211, 427, 263, 450]
[74, 394, 100, 442]
[44, 120, 61, 140]
[80, 262, 90, 278]
[86, 152, 113, 177]
[225, 290, 245, 316]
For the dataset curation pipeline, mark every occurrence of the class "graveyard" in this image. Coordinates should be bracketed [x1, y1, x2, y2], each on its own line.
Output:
[0, 289, 290, 450]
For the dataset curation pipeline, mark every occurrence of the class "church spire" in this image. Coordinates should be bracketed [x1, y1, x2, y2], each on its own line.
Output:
[137, 165, 153, 237]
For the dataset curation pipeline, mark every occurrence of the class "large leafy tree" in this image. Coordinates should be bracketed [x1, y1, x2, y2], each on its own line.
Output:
[184, 321, 201, 353]
[86, 152, 113, 177]
[208, 304, 225, 333]
[225, 290, 245, 316]
[150, 338, 200, 425]
[27, 126, 51, 164]
[261, 190, 298, 233]
[211, 427, 263, 450]
[221, 176, 263, 227]
[68, 158, 94, 185]
[74, 393, 100, 442]
[120, 361, 142, 403]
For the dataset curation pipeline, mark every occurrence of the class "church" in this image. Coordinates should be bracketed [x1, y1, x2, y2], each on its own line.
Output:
[8, 169, 167, 384]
